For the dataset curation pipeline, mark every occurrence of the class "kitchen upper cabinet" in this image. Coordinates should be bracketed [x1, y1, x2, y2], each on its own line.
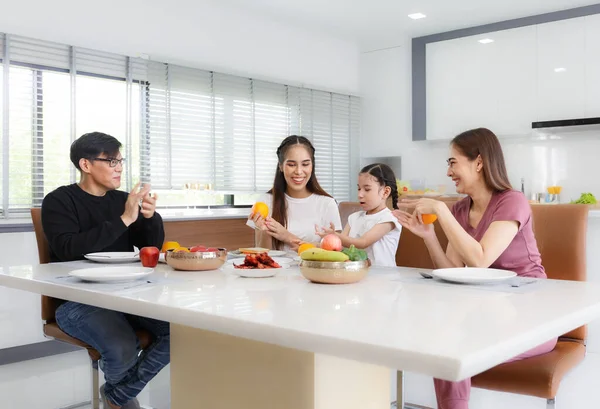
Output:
[426, 25, 536, 139]
[535, 18, 586, 121]
[585, 14, 600, 117]
[426, 36, 494, 140]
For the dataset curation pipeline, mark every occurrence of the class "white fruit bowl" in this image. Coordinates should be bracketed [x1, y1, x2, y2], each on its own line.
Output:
[299, 260, 370, 284]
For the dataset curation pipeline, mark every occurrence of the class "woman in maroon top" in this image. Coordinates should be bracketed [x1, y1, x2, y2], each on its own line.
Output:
[394, 128, 557, 409]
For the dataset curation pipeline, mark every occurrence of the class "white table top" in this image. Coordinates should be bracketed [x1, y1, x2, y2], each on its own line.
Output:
[1, 261, 600, 381]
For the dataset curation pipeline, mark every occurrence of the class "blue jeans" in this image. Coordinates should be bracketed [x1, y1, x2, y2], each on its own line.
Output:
[55, 301, 170, 407]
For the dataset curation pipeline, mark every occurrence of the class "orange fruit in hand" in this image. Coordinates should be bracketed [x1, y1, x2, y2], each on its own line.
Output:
[161, 241, 180, 253]
[251, 202, 269, 218]
[297, 242, 316, 255]
[421, 214, 438, 224]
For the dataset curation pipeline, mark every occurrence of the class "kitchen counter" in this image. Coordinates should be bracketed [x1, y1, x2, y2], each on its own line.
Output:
[0, 207, 252, 233]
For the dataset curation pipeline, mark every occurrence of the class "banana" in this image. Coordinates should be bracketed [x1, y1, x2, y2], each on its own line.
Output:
[300, 248, 349, 262]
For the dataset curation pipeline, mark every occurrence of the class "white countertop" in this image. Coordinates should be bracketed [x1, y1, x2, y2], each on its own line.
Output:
[1, 262, 600, 381]
[0, 208, 251, 228]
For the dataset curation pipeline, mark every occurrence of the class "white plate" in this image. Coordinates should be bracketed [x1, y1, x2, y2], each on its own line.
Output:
[228, 249, 287, 258]
[432, 267, 517, 285]
[85, 252, 139, 264]
[69, 266, 154, 283]
[222, 263, 284, 278]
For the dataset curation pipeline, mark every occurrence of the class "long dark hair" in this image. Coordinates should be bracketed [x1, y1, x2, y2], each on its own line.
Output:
[268, 135, 332, 249]
[451, 128, 512, 192]
[360, 163, 399, 210]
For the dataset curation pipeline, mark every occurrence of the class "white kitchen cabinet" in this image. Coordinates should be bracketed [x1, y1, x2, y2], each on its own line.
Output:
[489, 25, 537, 136]
[427, 37, 486, 140]
[585, 14, 600, 117]
[426, 25, 536, 139]
[536, 17, 586, 121]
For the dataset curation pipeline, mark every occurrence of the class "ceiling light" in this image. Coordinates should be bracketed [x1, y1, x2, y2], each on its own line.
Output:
[408, 13, 426, 20]
[554, 67, 567, 73]
[478, 38, 494, 44]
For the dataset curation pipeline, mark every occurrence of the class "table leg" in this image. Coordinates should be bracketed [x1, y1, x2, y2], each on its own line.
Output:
[171, 324, 391, 409]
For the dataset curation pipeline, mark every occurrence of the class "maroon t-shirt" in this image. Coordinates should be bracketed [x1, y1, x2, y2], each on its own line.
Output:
[451, 190, 546, 278]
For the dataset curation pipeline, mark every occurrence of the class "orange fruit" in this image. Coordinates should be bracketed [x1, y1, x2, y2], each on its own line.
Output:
[175, 247, 190, 253]
[297, 242, 316, 255]
[251, 202, 269, 218]
[161, 241, 180, 253]
[421, 214, 438, 224]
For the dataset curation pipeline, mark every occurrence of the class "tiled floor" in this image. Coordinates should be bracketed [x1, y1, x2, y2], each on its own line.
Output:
[0, 350, 170, 409]
[2, 349, 598, 409]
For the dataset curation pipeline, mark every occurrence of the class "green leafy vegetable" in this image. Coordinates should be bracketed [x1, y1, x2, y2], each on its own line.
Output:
[571, 193, 597, 204]
[342, 245, 368, 261]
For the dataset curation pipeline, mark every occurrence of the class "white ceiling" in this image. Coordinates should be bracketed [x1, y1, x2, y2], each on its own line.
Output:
[216, 0, 600, 50]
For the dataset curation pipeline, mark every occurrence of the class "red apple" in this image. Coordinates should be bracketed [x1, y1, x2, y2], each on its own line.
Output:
[140, 246, 160, 267]
[190, 245, 208, 252]
[320, 234, 342, 251]
[207, 247, 219, 252]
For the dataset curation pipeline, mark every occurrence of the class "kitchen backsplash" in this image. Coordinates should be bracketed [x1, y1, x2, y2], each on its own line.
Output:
[392, 131, 600, 203]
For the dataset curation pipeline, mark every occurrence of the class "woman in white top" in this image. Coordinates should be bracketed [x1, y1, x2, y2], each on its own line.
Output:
[317, 163, 401, 267]
[250, 135, 342, 251]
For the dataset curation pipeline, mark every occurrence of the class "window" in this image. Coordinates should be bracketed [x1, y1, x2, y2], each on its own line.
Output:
[0, 33, 360, 218]
[145, 69, 360, 204]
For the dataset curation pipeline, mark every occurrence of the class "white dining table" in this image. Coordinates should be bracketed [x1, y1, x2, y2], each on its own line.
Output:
[1, 261, 600, 409]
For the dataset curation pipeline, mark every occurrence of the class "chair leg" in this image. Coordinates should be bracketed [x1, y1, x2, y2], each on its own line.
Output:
[547, 398, 556, 409]
[91, 359, 100, 409]
[391, 370, 426, 409]
[56, 359, 99, 409]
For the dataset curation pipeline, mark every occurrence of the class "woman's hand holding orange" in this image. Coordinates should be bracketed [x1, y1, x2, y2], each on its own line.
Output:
[398, 198, 442, 224]
[392, 209, 435, 239]
[249, 211, 267, 230]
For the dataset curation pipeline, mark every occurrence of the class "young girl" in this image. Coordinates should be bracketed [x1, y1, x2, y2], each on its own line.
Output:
[317, 163, 401, 267]
[250, 135, 342, 251]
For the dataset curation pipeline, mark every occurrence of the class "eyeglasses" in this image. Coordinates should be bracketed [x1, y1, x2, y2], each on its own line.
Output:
[92, 157, 126, 168]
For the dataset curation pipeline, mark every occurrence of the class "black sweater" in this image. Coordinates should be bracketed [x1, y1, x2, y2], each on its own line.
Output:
[41, 184, 165, 262]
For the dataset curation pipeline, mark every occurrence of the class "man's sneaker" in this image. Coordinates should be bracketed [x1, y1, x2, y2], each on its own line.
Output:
[100, 384, 141, 409]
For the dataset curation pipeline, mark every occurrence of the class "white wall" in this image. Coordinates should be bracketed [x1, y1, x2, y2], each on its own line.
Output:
[0, 232, 45, 348]
[0, 0, 360, 95]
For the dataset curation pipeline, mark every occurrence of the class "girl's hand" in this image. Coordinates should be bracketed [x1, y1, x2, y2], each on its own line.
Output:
[264, 217, 293, 243]
[315, 222, 336, 238]
[392, 209, 435, 239]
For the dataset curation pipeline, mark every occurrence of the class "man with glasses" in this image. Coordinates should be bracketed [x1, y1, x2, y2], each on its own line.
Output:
[41, 132, 168, 409]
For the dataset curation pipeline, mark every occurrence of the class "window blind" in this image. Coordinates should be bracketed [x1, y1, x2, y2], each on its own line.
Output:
[0, 36, 142, 214]
[0, 31, 360, 217]
[8, 36, 71, 209]
[145, 74, 358, 200]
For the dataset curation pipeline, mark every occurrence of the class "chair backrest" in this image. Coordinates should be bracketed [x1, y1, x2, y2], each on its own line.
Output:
[395, 201, 453, 268]
[395, 221, 448, 268]
[530, 204, 588, 342]
[30, 208, 58, 322]
[31, 208, 51, 265]
[338, 201, 363, 229]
